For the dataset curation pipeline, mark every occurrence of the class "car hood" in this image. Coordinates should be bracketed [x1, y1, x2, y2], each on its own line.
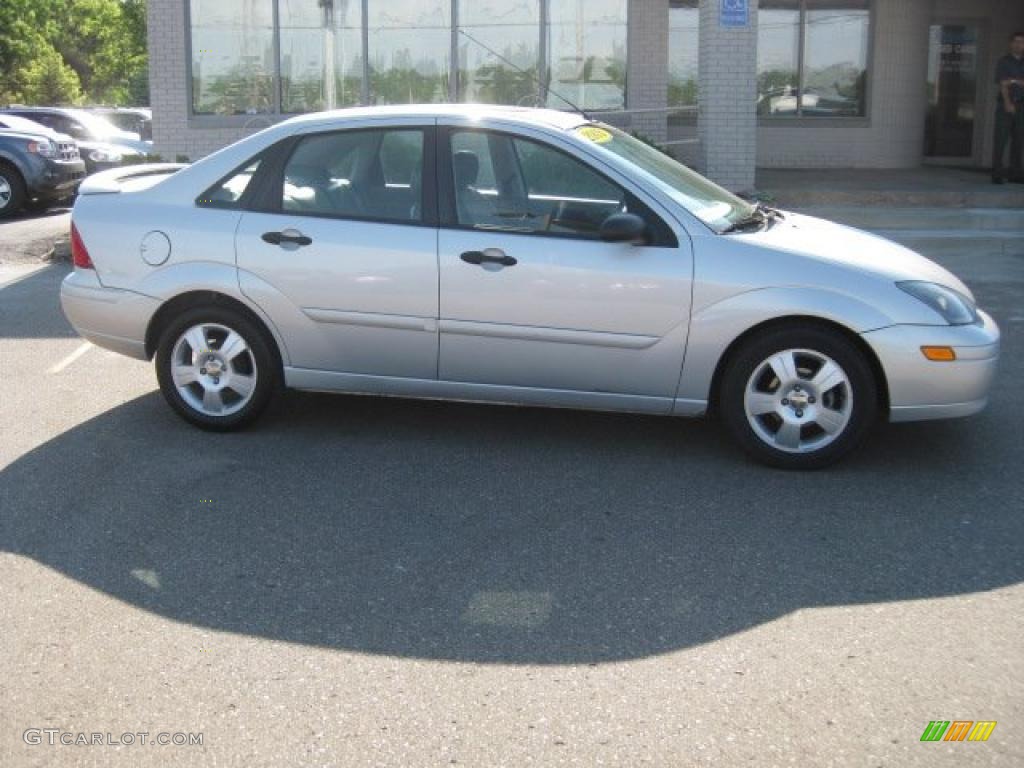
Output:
[0, 129, 53, 142]
[103, 135, 152, 154]
[0, 126, 74, 143]
[78, 140, 141, 156]
[742, 211, 973, 298]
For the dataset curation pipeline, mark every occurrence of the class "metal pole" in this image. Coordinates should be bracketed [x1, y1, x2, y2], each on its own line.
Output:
[360, 0, 370, 103]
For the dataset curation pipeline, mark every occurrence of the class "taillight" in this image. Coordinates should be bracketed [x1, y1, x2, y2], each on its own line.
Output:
[70, 222, 94, 269]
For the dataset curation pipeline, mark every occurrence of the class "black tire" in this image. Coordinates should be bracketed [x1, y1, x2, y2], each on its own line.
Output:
[23, 197, 51, 212]
[719, 324, 879, 469]
[0, 163, 26, 219]
[155, 305, 281, 431]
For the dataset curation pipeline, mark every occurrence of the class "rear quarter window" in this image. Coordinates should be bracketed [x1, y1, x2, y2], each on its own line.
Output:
[196, 159, 263, 209]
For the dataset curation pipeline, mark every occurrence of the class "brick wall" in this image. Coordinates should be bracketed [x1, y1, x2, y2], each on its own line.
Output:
[697, 0, 759, 190]
[627, 0, 670, 143]
[149, 0, 273, 160]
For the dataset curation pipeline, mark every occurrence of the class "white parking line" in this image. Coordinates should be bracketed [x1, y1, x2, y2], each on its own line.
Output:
[48, 342, 93, 374]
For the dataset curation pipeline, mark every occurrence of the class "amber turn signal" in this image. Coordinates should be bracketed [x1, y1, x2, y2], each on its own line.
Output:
[921, 346, 956, 361]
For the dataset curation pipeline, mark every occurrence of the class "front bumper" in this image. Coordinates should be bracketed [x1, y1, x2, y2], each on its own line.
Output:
[862, 309, 1001, 422]
[36, 158, 86, 197]
[60, 269, 160, 360]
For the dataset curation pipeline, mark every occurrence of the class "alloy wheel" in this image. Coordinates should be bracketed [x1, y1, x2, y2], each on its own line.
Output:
[743, 348, 853, 454]
[169, 323, 258, 417]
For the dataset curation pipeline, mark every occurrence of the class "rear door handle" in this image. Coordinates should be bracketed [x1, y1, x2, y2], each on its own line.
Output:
[262, 229, 312, 247]
[460, 249, 517, 267]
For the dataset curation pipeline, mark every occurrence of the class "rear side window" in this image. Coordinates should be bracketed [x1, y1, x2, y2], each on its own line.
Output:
[280, 128, 425, 224]
[197, 159, 263, 209]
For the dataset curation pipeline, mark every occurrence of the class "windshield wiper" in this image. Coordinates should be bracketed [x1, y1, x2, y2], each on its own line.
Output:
[720, 201, 782, 234]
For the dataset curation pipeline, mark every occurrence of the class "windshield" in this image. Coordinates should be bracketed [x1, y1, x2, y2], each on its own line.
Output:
[0, 114, 56, 136]
[571, 123, 755, 234]
[68, 110, 127, 140]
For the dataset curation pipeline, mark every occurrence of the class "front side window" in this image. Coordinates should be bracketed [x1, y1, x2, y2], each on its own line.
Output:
[449, 130, 629, 238]
[757, 1, 870, 118]
[190, 0, 275, 115]
[281, 129, 425, 223]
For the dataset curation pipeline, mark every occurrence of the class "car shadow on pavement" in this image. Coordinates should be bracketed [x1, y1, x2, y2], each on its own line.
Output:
[0, 205, 73, 222]
[0, 263, 77, 339]
[1, 380, 1020, 665]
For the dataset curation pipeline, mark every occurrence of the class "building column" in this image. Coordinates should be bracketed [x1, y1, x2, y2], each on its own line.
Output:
[626, 0, 670, 143]
[698, 0, 759, 191]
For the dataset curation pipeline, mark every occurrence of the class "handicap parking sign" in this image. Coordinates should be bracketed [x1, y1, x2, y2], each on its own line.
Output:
[720, 0, 749, 27]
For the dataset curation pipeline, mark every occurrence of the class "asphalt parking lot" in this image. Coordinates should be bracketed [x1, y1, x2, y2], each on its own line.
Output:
[1, 231, 1021, 767]
[0, 207, 71, 265]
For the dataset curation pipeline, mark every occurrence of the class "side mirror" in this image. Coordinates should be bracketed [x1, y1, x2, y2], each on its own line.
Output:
[599, 212, 648, 244]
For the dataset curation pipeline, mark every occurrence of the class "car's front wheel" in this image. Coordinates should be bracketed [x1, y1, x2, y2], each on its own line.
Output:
[719, 324, 879, 469]
[155, 306, 280, 430]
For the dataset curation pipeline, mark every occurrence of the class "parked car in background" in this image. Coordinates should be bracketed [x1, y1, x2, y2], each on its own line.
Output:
[1, 107, 152, 155]
[0, 126, 84, 217]
[0, 114, 141, 175]
[59, 106, 1000, 468]
[87, 107, 152, 141]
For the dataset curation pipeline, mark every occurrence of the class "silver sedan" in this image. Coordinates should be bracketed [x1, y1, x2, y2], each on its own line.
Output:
[60, 106, 1000, 468]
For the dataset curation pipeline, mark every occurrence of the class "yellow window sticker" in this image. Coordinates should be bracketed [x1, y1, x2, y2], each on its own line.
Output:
[577, 125, 613, 144]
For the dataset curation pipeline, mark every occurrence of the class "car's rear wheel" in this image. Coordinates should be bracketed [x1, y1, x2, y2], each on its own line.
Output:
[0, 163, 26, 219]
[719, 324, 878, 469]
[155, 306, 280, 430]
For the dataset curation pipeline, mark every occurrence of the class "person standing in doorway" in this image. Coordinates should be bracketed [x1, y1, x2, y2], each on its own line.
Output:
[992, 31, 1024, 184]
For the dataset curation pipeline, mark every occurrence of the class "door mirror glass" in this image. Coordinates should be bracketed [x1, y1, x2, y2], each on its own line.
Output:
[599, 212, 648, 244]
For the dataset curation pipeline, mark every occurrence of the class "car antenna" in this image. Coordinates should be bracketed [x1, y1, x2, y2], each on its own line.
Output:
[456, 28, 592, 121]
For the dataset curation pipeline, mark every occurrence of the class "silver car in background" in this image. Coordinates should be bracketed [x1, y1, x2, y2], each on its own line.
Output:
[60, 106, 1000, 468]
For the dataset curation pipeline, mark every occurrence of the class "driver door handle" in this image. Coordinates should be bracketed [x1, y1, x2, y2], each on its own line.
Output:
[460, 249, 517, 267]
[262, 230, 313, 247]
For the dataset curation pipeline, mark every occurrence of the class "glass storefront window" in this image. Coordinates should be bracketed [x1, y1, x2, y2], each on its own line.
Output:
[757, 1, 870, 118]
[279, 0, 363, 113]
[367, 0, 451, 105]
[191, 0, 275, 115]
[188, 0, 634, 117]
[757, 1, 801, 117]
[802, 2, 869, 117]
[546, 0, 627, 111]
[668, 1, 699, 116]
[458, 1, 541, 106]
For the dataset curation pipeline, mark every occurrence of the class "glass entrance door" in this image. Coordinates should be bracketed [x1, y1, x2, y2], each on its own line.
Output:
[924, 24, 979, 159]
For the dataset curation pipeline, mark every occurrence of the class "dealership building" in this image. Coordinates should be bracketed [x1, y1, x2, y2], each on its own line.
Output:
[148, 0, 1024, 190]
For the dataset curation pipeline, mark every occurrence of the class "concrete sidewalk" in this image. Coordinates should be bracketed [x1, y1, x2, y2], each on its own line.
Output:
[757, 166, 1024, 209]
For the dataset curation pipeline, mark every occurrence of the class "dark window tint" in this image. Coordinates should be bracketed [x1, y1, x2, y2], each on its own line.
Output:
[450, 130, 626, 239]
[198, 159, 263, 208]
[281, 129, 425, 223]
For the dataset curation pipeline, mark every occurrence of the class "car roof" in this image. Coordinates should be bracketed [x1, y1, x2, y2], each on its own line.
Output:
[282, 104, 590, 132]
[5, 106, 76, 115]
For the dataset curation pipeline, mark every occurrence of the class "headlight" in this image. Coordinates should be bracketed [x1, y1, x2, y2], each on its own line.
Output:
[89, 148, 122, 163]
[896, 281, 978, 325]
[27, 140, 57, 158]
